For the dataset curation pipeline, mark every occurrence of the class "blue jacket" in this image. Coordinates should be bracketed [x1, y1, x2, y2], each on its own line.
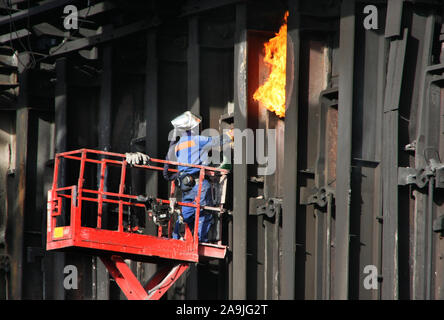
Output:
[163, 131, 232, 179]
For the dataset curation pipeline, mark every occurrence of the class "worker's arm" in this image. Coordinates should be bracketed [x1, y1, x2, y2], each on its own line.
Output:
[163, 139, 178, 181]
[199, 129, 234, 151]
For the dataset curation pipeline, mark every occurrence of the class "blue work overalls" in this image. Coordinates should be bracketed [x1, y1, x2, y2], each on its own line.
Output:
[170, 132, 231, 242]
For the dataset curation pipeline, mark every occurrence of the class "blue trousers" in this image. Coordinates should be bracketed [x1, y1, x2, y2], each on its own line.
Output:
[172, 178, 213, 242]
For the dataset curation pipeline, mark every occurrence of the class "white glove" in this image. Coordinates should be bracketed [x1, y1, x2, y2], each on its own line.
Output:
[125, 152, 150, 165]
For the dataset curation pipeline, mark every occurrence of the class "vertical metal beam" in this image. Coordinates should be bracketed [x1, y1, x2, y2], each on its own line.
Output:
[0, 111, 14, 300]
[10, 108, 28, 300]
[94, 44, 113, 300]
[53, 58, 68, 300]
[426, 176, 434, 300]
[143, 29, 159, 295]
[98, 46, 112, 156]
[281, 0, 300, 300]
[305, 40, 328, 300]
[412, 12, 436, 300]
[188, 15, 200, 116]
[314, 88, 338, 300]
[385, 0, 404, 38]
[145, 33, 158, 202]
[373, 30, 388, 301]
[351, 14, 386, 299]
[186, 16, 200, 299]
[334, 0, 355, 300]
[233, 2, 247, 300]
[325, 193, 333, 300]
[46, 57, 68, 300]
[7, 52, 31, 300]
[55, 58, 68, 159]
[313, 91, 331, 300]
[381, 28, 408, 300]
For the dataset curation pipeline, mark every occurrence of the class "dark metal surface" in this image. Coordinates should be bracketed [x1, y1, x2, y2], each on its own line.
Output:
[2, 0, 444, 301]
[188, 16, 200, 117]
[232, 2, 247, 300]
[9, 107, 28, 299]
[281, 0, 300, 300]
[334, 0, 355, 300]
[94, 44, 113, 300]
[385, 0, 404, 38]
[381, 27, 408, 300]
[142, 29, 159, 299]
[47, 58, 68, 300]
[311, 88, 338, 299]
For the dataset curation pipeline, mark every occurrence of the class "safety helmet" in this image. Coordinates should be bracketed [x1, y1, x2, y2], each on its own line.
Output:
[171, 111, 201, 131]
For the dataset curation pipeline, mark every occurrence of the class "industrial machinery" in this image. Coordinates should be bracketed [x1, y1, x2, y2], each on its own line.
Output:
[46, 149, 229, 300]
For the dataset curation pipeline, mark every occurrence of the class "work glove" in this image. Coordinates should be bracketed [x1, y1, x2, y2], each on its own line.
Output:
[226, 128, 234, 141]
[225, 128, 234, 149]
[125, 152, 150, 166]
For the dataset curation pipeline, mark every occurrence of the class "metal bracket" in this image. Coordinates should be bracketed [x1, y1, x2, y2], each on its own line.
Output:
[300, 186, 335, 208]
[398, 167, 429, 188]
[398, 159, 444, 188]
[249, 197, 282, 218]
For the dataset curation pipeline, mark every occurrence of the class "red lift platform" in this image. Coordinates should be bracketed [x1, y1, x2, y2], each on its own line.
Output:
[46, 149, 230, 300]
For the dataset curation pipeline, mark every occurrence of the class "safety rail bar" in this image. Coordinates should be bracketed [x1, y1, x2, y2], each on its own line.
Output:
[47, 148, 229, 263]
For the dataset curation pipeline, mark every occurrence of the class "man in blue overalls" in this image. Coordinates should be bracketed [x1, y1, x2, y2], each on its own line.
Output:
[162, 111, 233, 242]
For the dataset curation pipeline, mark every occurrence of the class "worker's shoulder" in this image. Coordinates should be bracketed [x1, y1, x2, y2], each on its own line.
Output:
[178, 134, 209, 141]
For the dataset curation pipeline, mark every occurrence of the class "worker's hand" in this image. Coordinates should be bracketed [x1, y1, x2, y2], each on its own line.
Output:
[226, 128, 234, 141]
[225, 129, 234, 149]
[125, 152, 150, 165]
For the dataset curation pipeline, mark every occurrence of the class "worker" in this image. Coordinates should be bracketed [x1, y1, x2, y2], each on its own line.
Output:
[164, 111, 233, 242]
[126, 111, 233, 243]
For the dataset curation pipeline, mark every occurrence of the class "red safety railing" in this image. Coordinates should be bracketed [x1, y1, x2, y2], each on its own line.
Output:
[47, 148, 229, 263]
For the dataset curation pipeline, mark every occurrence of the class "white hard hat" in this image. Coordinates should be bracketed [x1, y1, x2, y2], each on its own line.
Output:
[171, 111, 201, 131]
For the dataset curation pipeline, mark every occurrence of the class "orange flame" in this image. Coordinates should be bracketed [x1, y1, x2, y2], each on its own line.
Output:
[253, 11, 288, 118]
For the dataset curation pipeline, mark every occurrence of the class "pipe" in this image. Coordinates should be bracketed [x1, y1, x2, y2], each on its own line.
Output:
[326, 193, 332, 300]
[426, 176, 434, 299]
[274, 209, 280, 299]
[281, 0, 300, 299]
[264, 219, 268, 299]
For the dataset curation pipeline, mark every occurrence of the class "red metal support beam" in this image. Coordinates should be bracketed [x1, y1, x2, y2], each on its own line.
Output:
[145, 263, 189, 300]
[101, 256, 189, 300]
[100, 256, 149, 300]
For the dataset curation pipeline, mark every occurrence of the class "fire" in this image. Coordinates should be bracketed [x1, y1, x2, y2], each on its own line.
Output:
[253, 11, 288, 118]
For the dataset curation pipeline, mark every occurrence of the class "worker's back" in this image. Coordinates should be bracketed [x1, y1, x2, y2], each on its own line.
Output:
[174, 134, 216, 175]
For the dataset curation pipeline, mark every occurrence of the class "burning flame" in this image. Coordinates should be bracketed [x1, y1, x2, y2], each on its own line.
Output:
[253, 11, 288, 118]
